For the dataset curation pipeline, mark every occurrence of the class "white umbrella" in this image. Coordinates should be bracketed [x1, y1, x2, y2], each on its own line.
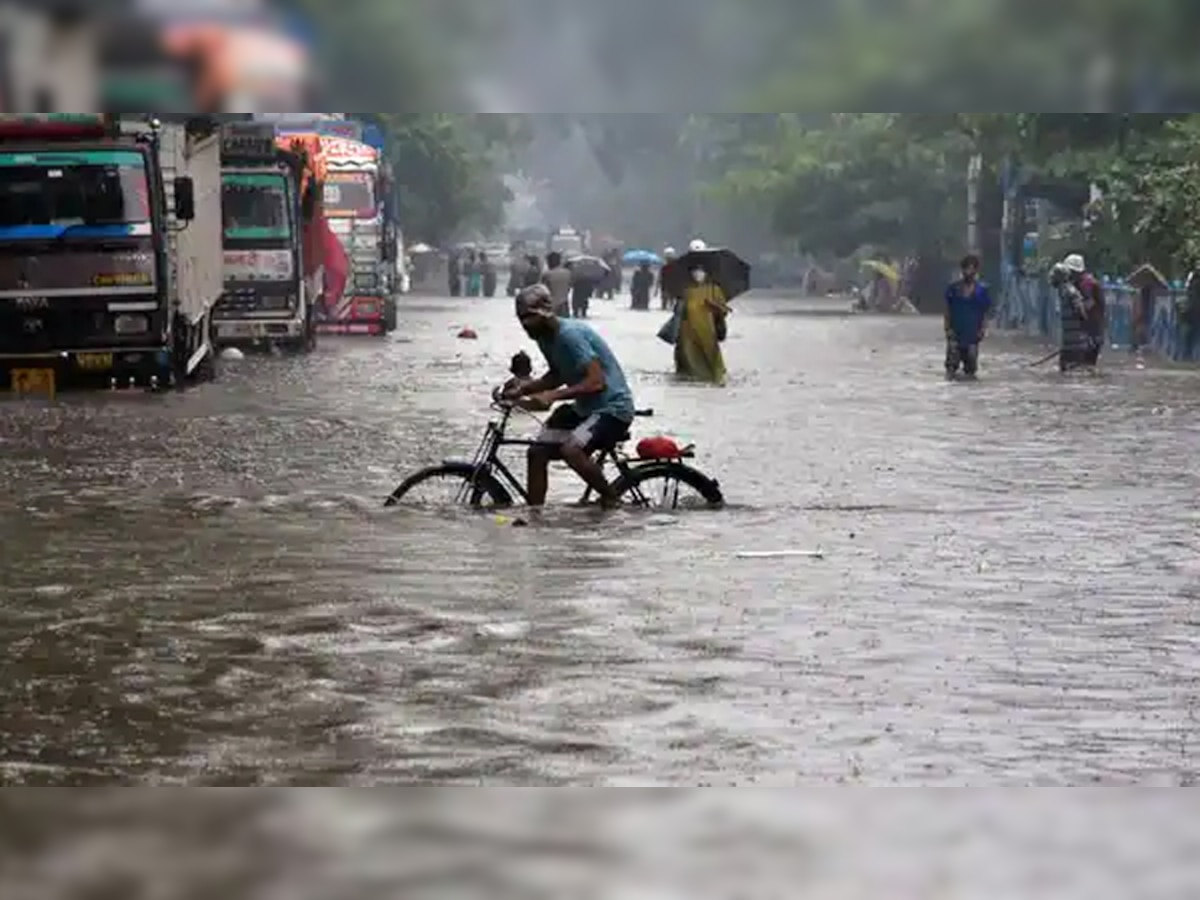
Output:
[409, 242, 435, 254]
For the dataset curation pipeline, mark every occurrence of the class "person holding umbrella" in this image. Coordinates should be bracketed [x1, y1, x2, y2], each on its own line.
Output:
[564, 254, 610, 318]
[662, 238, 750, 385]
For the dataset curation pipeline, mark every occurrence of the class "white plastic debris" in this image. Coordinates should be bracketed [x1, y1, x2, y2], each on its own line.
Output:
[735, 549, 825, 560]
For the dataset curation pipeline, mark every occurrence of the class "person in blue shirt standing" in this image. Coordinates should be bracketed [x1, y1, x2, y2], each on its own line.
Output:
[944, 254, 992, 380]
[503, 284, 636, 508]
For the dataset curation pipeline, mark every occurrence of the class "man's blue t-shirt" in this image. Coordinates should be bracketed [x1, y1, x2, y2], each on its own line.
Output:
[538, 319, 635, 422]
[945, 279, 992, 343]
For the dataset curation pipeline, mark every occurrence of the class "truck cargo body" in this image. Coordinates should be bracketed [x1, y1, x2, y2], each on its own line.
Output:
[214, 123, 313, 352]
[0, 114, 221, 391]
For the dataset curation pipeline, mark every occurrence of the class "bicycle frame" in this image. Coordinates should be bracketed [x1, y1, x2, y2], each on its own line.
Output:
[453, 403, 652, 506]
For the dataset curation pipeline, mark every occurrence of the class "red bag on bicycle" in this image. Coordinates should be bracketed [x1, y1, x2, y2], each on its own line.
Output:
[637, 436, 682, 460]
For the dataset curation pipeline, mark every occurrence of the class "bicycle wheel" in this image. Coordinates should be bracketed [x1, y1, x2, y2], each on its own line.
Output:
[385, 463, 514, 508]
[611, 461, 724, 510]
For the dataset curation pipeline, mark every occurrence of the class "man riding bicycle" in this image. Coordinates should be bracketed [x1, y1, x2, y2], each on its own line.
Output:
[503, 284, 635, 508]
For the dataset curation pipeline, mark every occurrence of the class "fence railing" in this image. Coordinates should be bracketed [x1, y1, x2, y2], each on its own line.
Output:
[997, 270, 1196, 361]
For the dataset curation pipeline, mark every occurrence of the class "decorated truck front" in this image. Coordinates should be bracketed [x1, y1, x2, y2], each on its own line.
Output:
[0, 114, 220, 395]
[320, 136, 389, 335]
[214, 122, 313, 352]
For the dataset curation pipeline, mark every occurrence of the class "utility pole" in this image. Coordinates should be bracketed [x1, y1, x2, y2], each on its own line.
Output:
[967, 152, 982, 253]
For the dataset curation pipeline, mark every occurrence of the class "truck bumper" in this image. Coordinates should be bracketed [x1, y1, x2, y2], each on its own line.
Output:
[213, 317, 307, 345]
[1, 346, 172, 393]
[315, 295, 387, 335]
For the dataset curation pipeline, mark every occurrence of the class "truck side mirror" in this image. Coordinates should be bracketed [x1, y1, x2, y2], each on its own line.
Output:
[173, 177, 195, 221]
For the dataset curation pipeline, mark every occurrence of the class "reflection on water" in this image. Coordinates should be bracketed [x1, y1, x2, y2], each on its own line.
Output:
[1, 296, 1199, 796]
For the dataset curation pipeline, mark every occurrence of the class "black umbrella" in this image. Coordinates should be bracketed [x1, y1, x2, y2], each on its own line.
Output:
[565, 255, 611, 282]
[661, 247, 752, 301]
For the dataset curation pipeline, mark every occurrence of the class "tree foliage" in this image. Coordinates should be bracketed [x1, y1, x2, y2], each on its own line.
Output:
[282, 1, 524, 243]
[690, 0, 1200, 272]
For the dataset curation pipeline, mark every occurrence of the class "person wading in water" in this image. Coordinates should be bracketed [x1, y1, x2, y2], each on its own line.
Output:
[943, 254, 992, 380]
[1051, 260, 1092, 372]
[1055, 253, 1105, 371]
[1064, 253, 1106, 368]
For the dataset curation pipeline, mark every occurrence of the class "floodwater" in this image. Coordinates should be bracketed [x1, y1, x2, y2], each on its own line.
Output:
[7, 294, 1200, 897]
[2, 294, 1200, 888]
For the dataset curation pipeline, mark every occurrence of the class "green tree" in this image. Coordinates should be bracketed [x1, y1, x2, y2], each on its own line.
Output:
[282, 2, 524, 242]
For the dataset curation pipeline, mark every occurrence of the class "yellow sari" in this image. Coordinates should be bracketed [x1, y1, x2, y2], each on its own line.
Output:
[675, 282, 729, 384]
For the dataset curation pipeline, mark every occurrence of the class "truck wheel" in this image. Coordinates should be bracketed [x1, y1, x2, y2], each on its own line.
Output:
[305, 311, 318, 352]
[383, 296, 398, 332]
[171, 313, 188, 389]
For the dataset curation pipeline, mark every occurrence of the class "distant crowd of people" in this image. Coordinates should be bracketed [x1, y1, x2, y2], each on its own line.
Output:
[446, 239, 733, 387]
[447, 249, 500, 298]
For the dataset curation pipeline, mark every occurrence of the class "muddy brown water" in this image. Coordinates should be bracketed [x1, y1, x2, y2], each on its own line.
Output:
[1, 295, 1198, 796]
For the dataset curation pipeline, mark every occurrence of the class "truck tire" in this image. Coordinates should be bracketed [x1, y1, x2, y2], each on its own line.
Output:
[171, 312, 188, 389]
[305, 308, 318, 352]
[383, 295, 398, 333]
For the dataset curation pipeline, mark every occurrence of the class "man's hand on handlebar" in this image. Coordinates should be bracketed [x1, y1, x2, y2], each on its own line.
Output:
[493, 383, 551, 412]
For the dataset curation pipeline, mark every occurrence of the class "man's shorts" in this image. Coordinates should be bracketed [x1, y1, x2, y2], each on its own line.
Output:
[535, 406, 630, 457]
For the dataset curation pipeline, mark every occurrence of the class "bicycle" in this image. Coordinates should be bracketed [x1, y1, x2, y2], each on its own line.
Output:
[384, 395, 724, 510]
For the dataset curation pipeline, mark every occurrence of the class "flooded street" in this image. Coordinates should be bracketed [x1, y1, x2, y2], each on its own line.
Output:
[2, 293, 1200, 792]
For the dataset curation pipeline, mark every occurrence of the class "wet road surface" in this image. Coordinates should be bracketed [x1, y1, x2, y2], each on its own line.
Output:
[2, 293, 1199, 792]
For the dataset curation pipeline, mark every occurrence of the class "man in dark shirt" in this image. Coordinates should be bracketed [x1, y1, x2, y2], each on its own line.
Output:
[943, 254, 992, 380]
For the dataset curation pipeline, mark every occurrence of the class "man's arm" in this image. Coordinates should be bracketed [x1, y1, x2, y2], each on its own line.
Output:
[978, 284, 994, 339]
[943, 285, 954, 336]
[541, 359, 604, 404]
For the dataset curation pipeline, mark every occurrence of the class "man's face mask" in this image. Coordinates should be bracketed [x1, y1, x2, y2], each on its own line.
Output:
[691, 269, 707, 284]
[519, 314, 551, 338]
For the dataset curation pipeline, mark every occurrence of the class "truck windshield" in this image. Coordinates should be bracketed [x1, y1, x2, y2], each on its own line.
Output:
[222, 172, 292, 241]
[324, 173, 375, 218]
[0, 149, 151, 238]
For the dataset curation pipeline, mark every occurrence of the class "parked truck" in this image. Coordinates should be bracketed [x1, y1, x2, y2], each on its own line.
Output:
[0, 113, 222, 394]
[317, 135, 394, 335]
[214, 121, 317, 353]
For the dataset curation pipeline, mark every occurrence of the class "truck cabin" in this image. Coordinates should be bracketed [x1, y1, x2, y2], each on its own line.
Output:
[220, 125, 297, 251]
[0, 115, 156, 246]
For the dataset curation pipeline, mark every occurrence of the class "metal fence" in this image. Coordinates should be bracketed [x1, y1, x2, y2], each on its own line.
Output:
[997, 268, 1197, 361]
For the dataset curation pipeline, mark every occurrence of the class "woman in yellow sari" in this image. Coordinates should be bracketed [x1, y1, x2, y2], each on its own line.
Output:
[675, 258, 730, 385]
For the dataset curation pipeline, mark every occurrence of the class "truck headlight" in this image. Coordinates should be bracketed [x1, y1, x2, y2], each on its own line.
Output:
[114, 313, 149, 334]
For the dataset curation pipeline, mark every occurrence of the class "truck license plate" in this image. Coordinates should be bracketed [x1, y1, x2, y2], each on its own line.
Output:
[10, 368, 56, 399]
[75, 352, 113, 370]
